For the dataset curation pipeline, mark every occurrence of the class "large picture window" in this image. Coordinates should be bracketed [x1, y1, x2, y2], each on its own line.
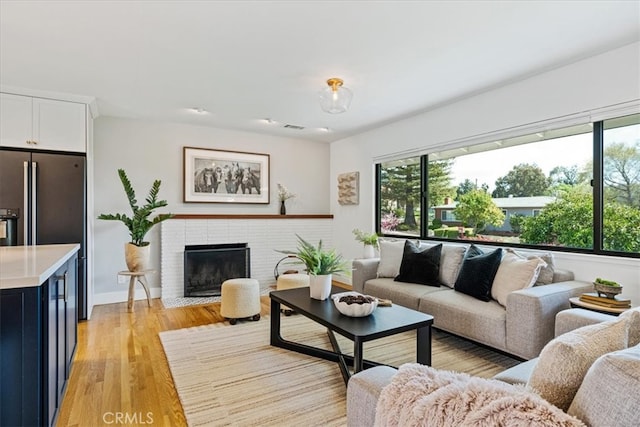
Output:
[375, 114, 640, 258]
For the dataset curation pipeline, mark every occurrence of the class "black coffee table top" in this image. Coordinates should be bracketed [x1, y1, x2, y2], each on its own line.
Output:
[270, 286, 433, 342]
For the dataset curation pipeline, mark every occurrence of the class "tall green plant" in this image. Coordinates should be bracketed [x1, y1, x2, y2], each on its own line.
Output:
[98, 169, 173, 246]
[277, 234, 348, 275]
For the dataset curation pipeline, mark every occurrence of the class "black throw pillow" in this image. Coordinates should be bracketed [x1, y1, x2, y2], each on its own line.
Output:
[394, 241, 442, 287]
[454, 245, 503, 301]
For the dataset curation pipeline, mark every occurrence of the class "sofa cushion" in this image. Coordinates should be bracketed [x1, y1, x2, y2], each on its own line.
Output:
[568, 344, 640, 427]
[492, 358, 538, 385]
[376, 239, 406, 278]
[491, 251, 546, 306]
[394, 240, 442, 286]
[620, 306, 640, 346]
[419, 243, 467, 288]
[454, 246, 503, 302]
[375, 363, 585, 427]
[364, 278, 444, 311]
[506, 248, 555, 285]
[527, 318, 628, 411]
[419, 289, 507, 351]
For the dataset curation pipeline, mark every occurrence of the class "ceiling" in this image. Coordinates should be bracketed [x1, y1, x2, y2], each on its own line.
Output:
[1, 1, 639, 143]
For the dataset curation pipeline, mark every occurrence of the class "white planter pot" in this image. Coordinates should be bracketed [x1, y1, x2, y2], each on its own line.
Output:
[363, 244, 376, 259]
[125, 242, 150, 272]
[309, 274, 332, 300]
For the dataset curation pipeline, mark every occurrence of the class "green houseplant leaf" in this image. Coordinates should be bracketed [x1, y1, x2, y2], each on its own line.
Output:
[98, 169, 174, 246]
[352, 229, 379, 247]
[277, 234, 348, 276]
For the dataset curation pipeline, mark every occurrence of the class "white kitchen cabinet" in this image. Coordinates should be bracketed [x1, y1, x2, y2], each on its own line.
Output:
[0, 93, 86, 152]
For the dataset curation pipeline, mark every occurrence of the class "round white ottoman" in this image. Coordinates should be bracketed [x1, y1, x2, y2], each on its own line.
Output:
[220, 278, 261, 325]
[276, 273, 309, 315]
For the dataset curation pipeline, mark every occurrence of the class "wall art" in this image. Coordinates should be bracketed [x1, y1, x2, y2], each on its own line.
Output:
[183, 147, 270, 203]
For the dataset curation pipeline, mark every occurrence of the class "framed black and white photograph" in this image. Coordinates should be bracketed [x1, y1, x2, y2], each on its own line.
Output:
[183, 147, 270, 203]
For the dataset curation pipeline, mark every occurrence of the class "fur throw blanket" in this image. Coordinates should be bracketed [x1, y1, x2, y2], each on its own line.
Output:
[374, 364, 585, 427]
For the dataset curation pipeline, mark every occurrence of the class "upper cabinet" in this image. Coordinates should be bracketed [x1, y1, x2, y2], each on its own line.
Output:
[0, 93, 87, 153]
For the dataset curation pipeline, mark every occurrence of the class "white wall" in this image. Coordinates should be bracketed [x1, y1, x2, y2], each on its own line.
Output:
[93, 117, 330, 304]
[330, 42, 640, 301]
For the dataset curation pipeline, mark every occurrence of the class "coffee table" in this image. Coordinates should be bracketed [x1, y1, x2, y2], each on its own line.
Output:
[270, 286, 434, 384]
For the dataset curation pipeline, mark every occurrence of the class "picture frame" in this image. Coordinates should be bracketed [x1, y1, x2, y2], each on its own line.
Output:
[183, 147, 270, 204]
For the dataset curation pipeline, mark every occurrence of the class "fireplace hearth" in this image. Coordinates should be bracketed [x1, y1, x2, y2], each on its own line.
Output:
[183, 243, 250, 297]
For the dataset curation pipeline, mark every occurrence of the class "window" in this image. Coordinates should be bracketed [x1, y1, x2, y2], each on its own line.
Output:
[427, 123, 593, 248]
[602, 114, 640, 254]
[441, 210, 457, 221]
[375, 114, 639, 258]
[378, 156, 421, 236]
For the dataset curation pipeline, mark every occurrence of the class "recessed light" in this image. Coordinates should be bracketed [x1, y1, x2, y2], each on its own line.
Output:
[319, 127, 331, 132]
[262, 118, 276, 124]
[190, 107, 208, 114]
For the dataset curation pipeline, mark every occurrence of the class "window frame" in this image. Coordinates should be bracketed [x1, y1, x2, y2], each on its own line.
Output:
[375, 116, 639, 259]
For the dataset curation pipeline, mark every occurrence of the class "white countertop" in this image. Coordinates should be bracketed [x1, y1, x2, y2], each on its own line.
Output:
[0, 244, 80, 289]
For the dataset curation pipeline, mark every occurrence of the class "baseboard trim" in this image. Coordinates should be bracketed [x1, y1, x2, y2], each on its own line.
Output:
[93, 287, 162, 306]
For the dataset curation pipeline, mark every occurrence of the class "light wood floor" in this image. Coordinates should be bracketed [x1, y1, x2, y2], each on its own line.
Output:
[57, 297, 272, 427]
[56, 294, 519, 426]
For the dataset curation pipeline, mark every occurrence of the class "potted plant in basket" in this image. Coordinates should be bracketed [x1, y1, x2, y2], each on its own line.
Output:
[352, 229, 379, 259]
[277, 234, 348, 300]
[98, 169, 174, 271]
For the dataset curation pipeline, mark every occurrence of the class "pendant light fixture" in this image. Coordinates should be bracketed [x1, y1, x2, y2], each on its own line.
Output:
[319, 77, 353, 114]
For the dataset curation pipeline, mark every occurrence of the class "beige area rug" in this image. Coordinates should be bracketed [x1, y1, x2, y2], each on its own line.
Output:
[159, 315, 520, 427]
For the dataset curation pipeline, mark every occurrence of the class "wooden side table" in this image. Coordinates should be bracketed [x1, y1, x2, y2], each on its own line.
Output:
[118, 270, 154, 312]
[569, 297, 631, 316]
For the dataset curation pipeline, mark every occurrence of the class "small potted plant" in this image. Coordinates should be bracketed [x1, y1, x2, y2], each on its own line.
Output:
[98, 169, 174, 271]
[593, 277, 623, 299]
[278, 234, 348, 300]
[352, 229, 379, 259]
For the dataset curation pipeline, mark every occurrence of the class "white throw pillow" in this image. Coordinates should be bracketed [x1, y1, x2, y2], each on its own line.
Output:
[439, 245, 467, 288]
[527, 318, 628, 411]
[507, 248, 555, 285]
[376, 239, 407, 278]
[491, 251, 546, 306]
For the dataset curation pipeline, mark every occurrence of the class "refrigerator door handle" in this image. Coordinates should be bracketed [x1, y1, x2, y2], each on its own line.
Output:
[31, 161, 37, 245]
[23, 161, 29, 243]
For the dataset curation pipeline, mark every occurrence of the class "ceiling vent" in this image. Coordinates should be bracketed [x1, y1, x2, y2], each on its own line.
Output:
[283, 124, 305, 130]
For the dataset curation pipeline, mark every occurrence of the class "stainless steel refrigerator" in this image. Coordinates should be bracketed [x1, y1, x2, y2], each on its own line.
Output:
[0, 148, 87, 320]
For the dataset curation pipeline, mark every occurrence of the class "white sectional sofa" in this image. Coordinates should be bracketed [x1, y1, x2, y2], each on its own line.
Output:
[352, 239, 593, 360]
[346, 307, 640, 427]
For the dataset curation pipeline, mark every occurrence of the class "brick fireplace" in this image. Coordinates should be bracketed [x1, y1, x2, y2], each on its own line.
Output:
[160, 214, 333, 299]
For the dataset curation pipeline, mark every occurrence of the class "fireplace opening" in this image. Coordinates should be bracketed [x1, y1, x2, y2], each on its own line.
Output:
[184, 243, 250, 297]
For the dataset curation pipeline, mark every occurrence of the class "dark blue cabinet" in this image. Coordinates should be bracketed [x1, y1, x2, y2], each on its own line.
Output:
[0, 252, 78, 427]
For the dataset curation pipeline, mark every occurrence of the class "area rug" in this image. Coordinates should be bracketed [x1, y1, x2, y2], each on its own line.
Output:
[159, 315, 519, 426]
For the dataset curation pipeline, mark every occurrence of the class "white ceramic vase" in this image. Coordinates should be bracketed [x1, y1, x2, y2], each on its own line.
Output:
[309, 274, 332, 300]
[363, 244, 376, 259]
[125, 242, 150, 272]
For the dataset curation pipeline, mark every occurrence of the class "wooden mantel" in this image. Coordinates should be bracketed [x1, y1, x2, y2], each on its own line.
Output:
[170, 214, 333, 219]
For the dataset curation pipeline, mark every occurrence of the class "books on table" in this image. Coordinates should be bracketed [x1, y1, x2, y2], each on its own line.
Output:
[579, 292, 631, 308]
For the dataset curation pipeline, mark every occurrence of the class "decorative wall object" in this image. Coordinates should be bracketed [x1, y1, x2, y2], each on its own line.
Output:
[183, 147, 270, 203]
[337, 171, 359, 205]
